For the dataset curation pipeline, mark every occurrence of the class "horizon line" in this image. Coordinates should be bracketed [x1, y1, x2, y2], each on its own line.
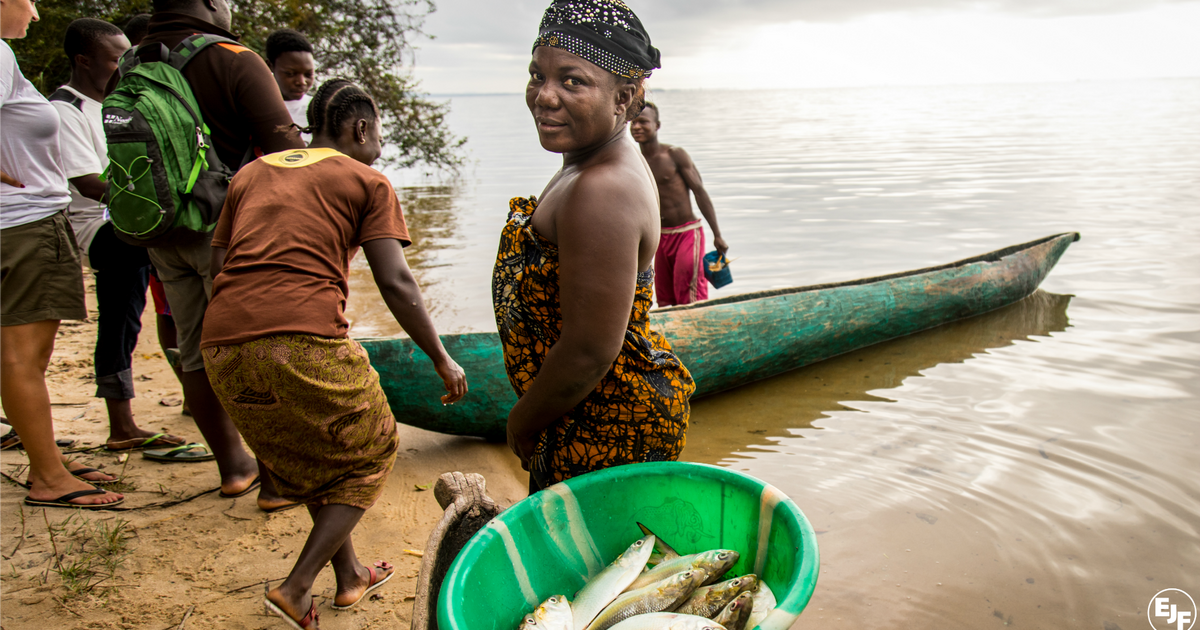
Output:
[421, 74, 1200, 99]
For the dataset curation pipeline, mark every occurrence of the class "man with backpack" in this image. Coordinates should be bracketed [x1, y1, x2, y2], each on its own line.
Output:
[105, 0, 303, 508]
[52, 18, 191, 459]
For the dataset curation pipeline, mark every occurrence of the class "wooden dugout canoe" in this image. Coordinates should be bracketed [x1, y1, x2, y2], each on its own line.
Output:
[359, 232, 1080, 441]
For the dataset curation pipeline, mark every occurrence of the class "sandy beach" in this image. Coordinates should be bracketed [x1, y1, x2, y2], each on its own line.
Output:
[0, 275, 529, 629]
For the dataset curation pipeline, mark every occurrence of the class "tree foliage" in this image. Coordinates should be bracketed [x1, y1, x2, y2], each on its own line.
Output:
[9, 0, 464, 170]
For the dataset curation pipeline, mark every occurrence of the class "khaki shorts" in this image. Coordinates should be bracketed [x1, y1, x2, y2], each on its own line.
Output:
[0, 211, 87, 326]
[149, 233, 214, 373]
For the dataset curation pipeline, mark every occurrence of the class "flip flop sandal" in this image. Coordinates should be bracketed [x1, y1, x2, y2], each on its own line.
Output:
[330, 560, 395, 610]
[219, 475, 261, 498]
[24, 488, 124, 510]
[16, 468, 117, 488]
[105, 432, 187, 452]
[262, 500, 304, 514]
[3, 432, 77, 450]
[164, 348, 182, 369]
[265, 596, 319, 630]
[69, 467, 120, 486]
[142, 443, 216, 463]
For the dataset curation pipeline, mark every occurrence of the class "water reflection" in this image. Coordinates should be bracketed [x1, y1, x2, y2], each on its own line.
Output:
[345, 185, 462, 337]
[684, 290, 1072, 462]
[369, 81, 1199, 628]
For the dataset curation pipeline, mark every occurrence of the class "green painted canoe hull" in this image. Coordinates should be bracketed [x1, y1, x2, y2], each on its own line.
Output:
[360, 232, 1079, 441]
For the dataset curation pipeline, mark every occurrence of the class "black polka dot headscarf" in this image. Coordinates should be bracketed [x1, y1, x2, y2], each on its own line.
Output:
[533, 0, 661, 79]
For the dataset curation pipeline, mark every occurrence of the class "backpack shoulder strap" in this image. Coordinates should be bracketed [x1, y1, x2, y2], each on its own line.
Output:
[169, 34, 243, 72]
[116, 45, 142, 80]
[47, 88, 84, 111]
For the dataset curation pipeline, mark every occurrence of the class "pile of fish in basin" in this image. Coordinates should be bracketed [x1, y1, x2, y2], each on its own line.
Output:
[519, 523, 775, 630]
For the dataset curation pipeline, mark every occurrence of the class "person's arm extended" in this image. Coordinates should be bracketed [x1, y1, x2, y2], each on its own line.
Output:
[69, 174, 105, 202]
[505, 172, 644, 466]
[362, 238, 466, 404]
[674, 148, 728, 255]
[0, 170, 23, 188]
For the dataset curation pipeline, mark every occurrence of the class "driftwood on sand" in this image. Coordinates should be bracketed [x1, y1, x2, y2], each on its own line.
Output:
[411, 471, 504, 630]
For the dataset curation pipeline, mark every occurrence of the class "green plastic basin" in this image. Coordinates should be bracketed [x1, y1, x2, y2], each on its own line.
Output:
[438, 461, 819, 629]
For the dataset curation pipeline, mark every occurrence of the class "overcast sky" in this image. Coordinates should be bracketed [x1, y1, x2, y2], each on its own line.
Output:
[408, 0, 1200, 94]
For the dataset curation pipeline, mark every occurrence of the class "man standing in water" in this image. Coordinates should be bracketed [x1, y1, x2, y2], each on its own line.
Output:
[631, 102, 729, 307]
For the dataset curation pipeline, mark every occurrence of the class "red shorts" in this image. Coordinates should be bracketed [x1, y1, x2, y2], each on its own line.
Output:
[654, 220, 708, 307]
[148, 272, 172, 317]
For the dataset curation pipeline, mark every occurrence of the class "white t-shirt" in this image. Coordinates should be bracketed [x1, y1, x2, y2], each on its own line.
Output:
[50, 85, 107, 261]
[0, 41, 71, 230]
[285, 93, 311, 144]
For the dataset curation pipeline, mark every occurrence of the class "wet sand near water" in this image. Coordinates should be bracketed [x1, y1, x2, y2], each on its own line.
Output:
[0, 277, 528, 629]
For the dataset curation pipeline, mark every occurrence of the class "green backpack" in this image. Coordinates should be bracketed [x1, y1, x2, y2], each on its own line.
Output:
[102, 34, 235, 247]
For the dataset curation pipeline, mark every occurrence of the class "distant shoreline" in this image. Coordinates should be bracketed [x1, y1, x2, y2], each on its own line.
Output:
[423, 74, 1200, 99]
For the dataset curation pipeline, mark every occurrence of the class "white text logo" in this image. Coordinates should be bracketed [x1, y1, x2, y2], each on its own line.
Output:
[1149, 589, 1196, 630]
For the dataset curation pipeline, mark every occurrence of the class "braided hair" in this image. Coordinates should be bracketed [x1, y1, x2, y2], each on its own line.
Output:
[303, 79, 379, 140]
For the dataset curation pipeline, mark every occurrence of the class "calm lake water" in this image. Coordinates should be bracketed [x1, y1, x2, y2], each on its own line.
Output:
[348, 79, 1200, 628]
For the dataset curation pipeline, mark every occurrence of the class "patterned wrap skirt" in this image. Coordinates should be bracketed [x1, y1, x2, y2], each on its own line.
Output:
[494, 197, 696, 491]
[203, 334, 398, 509]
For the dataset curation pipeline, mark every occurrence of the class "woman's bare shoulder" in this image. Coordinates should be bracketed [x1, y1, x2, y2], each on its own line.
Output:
[568, 154, 656, 213]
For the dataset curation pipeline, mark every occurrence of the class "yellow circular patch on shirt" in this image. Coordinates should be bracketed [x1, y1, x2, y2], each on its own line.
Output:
[262, 148, 344, 168]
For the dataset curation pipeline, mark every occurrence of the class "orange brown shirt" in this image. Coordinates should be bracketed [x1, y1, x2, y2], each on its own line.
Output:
[202, 148, 409, 348]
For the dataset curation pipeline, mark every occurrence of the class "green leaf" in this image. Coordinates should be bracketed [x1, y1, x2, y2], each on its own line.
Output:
[18, 0, 464, 171]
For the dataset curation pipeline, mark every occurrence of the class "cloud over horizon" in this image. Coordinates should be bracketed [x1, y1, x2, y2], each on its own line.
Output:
[424, 0, 1194, 46]
[410, 0, 1200, 93]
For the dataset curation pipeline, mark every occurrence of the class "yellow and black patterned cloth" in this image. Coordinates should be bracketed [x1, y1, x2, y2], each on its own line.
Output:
[493, 197, 695, 490]
[204, 334, 398, 509]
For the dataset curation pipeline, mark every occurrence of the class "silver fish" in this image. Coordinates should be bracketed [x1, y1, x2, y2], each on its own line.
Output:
[711, 591, 754, 630]
[638, 522, 683, 563]
[674, 574, 758, 617]
[607, 613, 728, 630]
[585, 568, 710, 630]
[626, 549, 739, 591]
[519, 594, 573, 630]
[571, 534, 656, 630]
[744, 581, 777, 629]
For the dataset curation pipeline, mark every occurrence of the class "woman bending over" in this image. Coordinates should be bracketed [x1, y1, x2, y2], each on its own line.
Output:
[202, 79, 467, 628]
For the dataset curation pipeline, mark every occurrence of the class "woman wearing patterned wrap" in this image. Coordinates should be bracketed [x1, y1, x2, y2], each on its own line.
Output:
[202, 80, 467, 628]
[495, 0, 695, 493]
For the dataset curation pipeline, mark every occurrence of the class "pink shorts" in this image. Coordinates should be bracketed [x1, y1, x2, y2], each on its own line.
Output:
[654, 220, 708, 307]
